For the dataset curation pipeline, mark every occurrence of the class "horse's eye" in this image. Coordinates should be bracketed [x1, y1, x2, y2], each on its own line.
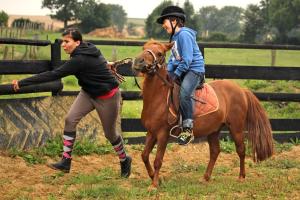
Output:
[157, 52, 163, 57]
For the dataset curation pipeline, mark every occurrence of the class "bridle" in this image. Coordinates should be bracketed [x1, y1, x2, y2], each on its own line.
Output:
[136, 49, 173, 88]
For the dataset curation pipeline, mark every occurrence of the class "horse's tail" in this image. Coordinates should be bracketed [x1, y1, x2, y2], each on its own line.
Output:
[244, 89, 274, 162]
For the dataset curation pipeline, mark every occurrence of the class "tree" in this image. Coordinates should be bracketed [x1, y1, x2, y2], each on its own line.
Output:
[182, 1, 195, 29]
[182, 0, 201, 39]
[107, 4, 127, 32]
[217, 6, 243, 35]
[241, 4, 265, 43]
[0, 10, 9, 27]
[145, 0, 173, 39]
[77, 0, 111, 33]
[195, 6, 220, 37]
[261, 0, 300, 43]
[42, 0, 78, 29]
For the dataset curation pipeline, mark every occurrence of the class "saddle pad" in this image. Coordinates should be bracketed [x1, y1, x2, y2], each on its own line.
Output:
[168, 83, 219, 118]
[193, 84, 219, 117]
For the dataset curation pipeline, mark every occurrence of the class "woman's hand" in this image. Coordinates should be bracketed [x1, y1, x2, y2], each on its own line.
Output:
[12, 80, 20, 92]
[107, 61, 116, 72]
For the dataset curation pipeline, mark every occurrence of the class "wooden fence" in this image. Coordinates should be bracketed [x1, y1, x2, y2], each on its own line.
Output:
[0, 38, 300, 144]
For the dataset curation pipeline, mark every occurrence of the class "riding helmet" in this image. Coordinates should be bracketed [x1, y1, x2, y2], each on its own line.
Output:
[156, 5, 186, 24]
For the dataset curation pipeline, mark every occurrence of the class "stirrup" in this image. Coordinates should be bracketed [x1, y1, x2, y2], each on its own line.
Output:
[170, 125, 183, 138]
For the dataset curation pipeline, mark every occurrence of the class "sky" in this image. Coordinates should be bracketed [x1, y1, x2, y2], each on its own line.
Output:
[0, 0, 262, 19]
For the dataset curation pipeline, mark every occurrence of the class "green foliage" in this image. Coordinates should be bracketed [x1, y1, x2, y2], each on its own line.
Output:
[244, 80, 269, 90]
[263, 102, 300, 118]
[220, 137, 236, 153]
[73, 138, 114, 156]
[78, 1, 111, 33]
[216, 6, 244, 35]
[0, 10, 9, 26]
[40, 136, 64, 157]
[195, 6, 243, 40]
[290, 138, 300, 145]
[130, 144, 144, 151]
[182, 0, 200, 32]
[171, 158, 203, 173]
[108, 4, 127, 32]
[258, 158, 300, 169]
[8, 147, 46, 165]
[274, 142, 294, 153]
[196, 6, 219, 36]
[42, 0, 78, 28]
[241, 4, 265, 43]
[127, 23, 139, 36]
[267, 0, 300, 43]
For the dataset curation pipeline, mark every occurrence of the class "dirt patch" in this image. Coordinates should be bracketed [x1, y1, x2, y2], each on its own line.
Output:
[88, 26, 126, 38]
[0, 143, 300, 199]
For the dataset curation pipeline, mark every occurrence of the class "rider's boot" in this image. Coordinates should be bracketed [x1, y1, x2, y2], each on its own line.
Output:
[177, 119, 194, 145]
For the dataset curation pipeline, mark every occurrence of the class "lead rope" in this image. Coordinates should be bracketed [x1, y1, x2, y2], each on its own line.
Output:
[110, 57, 133, 83]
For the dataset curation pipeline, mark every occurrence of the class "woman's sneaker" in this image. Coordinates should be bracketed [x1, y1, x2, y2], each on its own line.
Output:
[177, 128, 194, 145]
[120, 156, 132, 178]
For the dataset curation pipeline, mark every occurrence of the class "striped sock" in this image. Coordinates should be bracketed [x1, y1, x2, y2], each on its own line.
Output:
[62, 131, 76, 159]
[111, 136, 127, 162]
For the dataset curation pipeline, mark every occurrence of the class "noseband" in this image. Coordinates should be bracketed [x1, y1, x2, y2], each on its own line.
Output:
[141, 49, 165, 74]
[139, 49, 173, 87]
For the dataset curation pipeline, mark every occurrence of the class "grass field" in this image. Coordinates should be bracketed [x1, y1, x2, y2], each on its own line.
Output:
[1, 139, 300, 199]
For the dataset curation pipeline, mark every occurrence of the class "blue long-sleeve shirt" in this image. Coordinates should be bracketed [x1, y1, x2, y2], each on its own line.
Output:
[167, 27, 205, 77]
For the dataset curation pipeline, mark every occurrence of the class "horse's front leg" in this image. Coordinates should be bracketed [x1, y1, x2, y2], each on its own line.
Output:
[151, 130, 169, 188]
[141, 132, 157, 180]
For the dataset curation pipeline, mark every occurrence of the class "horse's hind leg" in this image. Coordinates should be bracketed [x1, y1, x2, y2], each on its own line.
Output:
[204, 131, 221, 181]
[141, 132, 157, 180]
[230, 128, 246, 180]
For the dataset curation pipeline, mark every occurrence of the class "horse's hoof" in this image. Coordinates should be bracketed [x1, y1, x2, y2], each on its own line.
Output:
[238, 176, 245, 182]
[203, 174, 210, 182]
[147, 184, 158, 192]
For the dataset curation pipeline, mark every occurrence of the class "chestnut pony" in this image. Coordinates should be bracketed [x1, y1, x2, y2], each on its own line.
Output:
[132, 40, 273, 188]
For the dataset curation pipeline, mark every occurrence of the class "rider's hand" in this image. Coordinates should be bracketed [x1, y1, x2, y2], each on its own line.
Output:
[12, 80, 20, 92]
[170, 73, 181, 84]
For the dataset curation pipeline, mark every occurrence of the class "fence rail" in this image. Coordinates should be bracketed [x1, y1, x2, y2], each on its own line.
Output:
[0, 38, 300, 144]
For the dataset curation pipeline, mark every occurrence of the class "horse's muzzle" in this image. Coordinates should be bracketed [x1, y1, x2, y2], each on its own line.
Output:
[132, 58, 147, 73]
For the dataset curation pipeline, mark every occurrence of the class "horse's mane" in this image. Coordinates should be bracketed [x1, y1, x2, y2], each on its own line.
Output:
[143, 39, 165, 51]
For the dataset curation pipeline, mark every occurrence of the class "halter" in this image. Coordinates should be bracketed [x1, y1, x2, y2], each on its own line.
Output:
[141, 49, 163, 74]
[138, 49, 173, 88]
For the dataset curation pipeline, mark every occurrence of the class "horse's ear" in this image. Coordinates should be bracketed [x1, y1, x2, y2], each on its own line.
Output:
[165, 42, 174, 51]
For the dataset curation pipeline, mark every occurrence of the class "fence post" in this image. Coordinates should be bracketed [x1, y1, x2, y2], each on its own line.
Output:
[271, 49, 276, 66]
[50, 39, 63, 96]
[199, 46, 205, 58]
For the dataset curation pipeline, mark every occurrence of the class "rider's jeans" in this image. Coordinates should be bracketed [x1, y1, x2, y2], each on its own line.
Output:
[179, 70, 204, 128]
